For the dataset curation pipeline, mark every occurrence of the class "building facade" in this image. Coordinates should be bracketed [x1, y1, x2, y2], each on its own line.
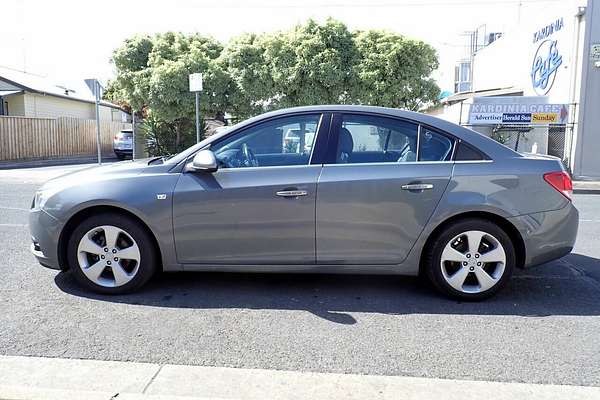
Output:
[430, 0, 600, 179]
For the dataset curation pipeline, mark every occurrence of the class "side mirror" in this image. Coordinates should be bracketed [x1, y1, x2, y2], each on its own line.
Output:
[188, 150, 218, 173]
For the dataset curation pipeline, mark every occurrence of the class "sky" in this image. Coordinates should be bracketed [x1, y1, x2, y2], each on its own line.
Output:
[0, 0, 568, 93]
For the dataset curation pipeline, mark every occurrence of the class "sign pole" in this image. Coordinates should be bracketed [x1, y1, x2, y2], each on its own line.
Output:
[94, 81, 102, 165]
[189, 73, 203, 144]
[195, 91, 200, 143]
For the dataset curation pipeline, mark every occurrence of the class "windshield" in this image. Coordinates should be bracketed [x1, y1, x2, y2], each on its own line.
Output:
[163, 124, 238, 165]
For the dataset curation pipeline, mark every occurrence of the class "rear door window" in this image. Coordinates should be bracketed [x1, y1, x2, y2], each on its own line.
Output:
[335, 114, 419, 164]
[418, 128, 454, 162]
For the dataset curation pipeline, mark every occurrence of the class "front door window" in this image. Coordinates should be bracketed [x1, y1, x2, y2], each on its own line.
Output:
[211, 114, 322, 168]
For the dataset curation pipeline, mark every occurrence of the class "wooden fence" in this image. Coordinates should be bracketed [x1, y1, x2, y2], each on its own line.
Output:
[0, 116, 132, 162]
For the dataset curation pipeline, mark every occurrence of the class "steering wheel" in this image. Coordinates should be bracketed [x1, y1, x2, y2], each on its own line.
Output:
[240, 143, 259, 167]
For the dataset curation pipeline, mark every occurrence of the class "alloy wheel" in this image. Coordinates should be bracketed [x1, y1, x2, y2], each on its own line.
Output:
[440, 230, 506, 294]
[76, 225, 141, 288]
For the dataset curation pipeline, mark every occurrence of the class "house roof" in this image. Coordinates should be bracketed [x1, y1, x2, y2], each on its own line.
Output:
[0, 90, 23, 96]
[0, 66, 123, 111]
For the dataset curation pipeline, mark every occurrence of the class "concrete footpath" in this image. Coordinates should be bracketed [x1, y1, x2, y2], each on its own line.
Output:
[0, 356, 599, 400]
[574, 180, 600, 194]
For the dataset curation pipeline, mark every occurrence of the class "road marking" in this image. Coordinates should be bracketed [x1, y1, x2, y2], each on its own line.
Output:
[0, 205, 28, 211]
[0, 355, 599, 400]
[0, 223, 27, 227]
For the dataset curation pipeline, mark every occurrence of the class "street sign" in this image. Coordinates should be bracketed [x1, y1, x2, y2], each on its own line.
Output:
[189, 73, 203, 143]
[189, 73, 203, 92]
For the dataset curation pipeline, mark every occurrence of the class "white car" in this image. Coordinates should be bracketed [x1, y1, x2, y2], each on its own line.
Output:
[113, 129, 133, 160]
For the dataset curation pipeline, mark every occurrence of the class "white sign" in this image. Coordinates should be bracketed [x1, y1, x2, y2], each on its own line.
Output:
[189, 73, 203, 92]
[468, 103, 569, 125]
[591, 44, 600, 61]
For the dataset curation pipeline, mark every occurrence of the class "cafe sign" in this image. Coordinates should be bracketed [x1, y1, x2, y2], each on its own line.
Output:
[531, 18, 564, 96]
[468, 103, 569, 125]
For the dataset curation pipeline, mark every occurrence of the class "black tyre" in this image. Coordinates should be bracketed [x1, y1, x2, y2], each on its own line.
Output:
[424, 218, 515, 301]
[67, 212, 157, 294]
[115, 153, 126, 160]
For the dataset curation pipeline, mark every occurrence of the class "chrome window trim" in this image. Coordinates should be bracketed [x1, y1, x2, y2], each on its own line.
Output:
[214, 164, 323, 173]
[450, 137, 458, 160]
[453, 160, 494, 164]
[322, 160, 494, 167]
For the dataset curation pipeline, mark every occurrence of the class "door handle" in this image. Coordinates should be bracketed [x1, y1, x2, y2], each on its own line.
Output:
[276, 190, 308, 197]
[401, 183, 434, 191]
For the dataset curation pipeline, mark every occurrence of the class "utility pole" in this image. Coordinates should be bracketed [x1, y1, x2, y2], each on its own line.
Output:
[189, 73, 203, 143]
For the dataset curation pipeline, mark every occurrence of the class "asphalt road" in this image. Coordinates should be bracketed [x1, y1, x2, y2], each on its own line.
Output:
[1, 164, 599, 387]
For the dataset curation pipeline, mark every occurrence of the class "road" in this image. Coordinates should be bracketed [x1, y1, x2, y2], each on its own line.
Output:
[0, 164, 599, 387]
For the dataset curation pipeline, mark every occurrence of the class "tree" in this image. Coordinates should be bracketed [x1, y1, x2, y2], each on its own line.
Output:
[352, 30, 440, 110]
[110, 35, 154, 112]
[108, 33, 234, 150]
[106, 19, 441, 154]
[220, 18, 359, 117]
[266, 18, 358, 108]
[218, 33, 275, 118]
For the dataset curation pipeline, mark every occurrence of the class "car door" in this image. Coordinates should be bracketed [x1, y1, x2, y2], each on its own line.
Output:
[173, 113, 328, 264]
[316, 113, 454, 265]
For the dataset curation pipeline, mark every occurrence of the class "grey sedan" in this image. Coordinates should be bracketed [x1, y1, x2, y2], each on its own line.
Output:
[29, 105, 578, 300]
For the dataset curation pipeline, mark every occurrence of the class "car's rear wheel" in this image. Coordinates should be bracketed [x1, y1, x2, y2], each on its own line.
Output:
[424, 218, 515, 300]
[67, 213, 157, 294]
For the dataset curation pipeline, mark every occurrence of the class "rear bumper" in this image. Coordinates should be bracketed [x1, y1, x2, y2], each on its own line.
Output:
[509, 202, 579, 268]
[28, 208, 63, 270]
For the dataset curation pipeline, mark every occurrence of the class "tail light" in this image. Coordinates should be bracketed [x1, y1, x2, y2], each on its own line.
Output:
[114, 135, 119, 140]
[543, 171, 573, 200]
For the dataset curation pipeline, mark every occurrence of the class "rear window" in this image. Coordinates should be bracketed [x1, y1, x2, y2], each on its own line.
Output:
[454, 142, 488, 161]
[119, 131, 133, 139]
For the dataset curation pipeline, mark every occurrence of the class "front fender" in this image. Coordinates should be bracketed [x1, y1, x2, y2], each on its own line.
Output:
[45, 171, 182, 271]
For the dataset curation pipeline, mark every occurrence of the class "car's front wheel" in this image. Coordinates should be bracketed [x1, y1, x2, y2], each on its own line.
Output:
[66, 213, 157, 294]
[424, 218, 515, 301]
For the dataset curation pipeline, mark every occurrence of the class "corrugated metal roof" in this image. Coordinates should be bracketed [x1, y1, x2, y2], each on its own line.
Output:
[0, 66, 122, 110]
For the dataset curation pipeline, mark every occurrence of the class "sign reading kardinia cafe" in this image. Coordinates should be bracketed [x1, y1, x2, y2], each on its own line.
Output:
[468, 103, 569, 125]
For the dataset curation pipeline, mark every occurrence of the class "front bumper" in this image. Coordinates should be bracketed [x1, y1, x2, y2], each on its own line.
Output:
[509, 202, 579, 268]
[28, 208, 63, 270]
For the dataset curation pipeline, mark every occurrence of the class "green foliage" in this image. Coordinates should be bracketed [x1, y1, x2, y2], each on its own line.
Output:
[352, 30, 440, 110]
[107, 19, 441, 153]
[141, 115, 201, 156]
